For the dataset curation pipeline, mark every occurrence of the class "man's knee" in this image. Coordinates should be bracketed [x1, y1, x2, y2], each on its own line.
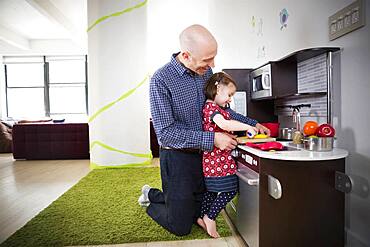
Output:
[170, 222, 192, 236]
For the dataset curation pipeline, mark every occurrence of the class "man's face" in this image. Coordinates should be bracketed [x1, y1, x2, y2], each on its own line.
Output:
[186, 48, 217, 75]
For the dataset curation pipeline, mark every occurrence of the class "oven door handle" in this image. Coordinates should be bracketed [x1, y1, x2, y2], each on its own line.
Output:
[236, 169, 259, 186]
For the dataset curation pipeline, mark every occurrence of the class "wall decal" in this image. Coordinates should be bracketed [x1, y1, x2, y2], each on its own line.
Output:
[251, 16, 256, 33]
[88, 75, 149, 123]
[257, 18, 263, 36]
[279, 8, 289, 30]
[257, 45, 266, 58]
[87, 0, 148, 32]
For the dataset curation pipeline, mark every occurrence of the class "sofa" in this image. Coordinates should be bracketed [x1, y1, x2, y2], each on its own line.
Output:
[0, 122, 12, 153]
[12, 123, 89, 160]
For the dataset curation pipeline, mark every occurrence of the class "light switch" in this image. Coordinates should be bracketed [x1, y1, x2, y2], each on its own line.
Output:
[329, 0, 365, 41]
[337, 18, 344, 31]
[352, 8, 359, 23]
[344, 13, 351, 28]
[331, 21, 337, 35]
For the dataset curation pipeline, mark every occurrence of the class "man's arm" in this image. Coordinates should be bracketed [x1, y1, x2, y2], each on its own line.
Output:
[150, 77, 214, 151]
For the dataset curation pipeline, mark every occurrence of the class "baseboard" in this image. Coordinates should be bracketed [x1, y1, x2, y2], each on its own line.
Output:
[221, 210, 246, 247]
[345, 228, 369, 247]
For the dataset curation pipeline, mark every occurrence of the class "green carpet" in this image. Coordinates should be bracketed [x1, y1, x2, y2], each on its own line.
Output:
[1, 167, 231, 247]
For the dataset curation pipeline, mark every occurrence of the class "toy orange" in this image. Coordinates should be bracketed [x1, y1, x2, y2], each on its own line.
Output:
[303, 121, 319, 136]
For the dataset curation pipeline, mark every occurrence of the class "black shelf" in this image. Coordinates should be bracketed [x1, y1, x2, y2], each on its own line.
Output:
[250, 92, 327, 101]
[254, 47, 340, 69]
[277, 47, 340, 63]
[274, 92, 327, 100]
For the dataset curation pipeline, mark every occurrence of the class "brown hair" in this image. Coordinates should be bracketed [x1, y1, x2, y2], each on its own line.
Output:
[204, 72, 237, 100]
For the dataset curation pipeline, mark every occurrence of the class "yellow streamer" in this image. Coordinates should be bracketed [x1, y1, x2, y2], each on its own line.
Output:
[90, 160, 152, 169]
[90, 140, 152, 158]
[88, 75, 149, 123]
[87, 0, 148, 32]
[89, 140, 153, 169]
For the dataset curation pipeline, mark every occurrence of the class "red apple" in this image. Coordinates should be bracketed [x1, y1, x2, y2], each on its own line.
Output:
[316, 124, 335, 137]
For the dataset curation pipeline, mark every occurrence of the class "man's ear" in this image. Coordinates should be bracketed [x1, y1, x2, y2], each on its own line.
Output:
[181, 51, 190, 61]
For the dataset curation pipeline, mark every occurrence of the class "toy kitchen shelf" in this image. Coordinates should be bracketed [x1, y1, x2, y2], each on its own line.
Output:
[273, 91, 327, 100]
[224, 47, 340, 125]
[275, 47, 340, 63]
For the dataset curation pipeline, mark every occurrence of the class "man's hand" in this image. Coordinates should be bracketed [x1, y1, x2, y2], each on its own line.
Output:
[214, 132, 237, 150]
[255, 123, 271, 136]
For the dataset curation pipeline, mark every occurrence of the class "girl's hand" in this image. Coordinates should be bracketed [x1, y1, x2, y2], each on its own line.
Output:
[247, 127, 258, 138]
[255, 123, 271, 136]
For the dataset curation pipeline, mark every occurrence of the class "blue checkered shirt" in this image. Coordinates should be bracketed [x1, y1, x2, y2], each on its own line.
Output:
[150, 53, 258, 151]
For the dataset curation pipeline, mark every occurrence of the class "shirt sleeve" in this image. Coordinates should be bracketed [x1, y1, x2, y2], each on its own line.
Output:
[210, 111, 221, 123]
[204, 104, 222, 125]
[226, 107, 258, 126]
[150, 76, 214, 151]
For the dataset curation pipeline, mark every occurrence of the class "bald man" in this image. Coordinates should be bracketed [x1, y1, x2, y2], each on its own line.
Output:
[140, 24, 268, 237]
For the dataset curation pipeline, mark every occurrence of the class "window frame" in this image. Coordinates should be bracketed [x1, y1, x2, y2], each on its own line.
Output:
[4, 55, 88, 118]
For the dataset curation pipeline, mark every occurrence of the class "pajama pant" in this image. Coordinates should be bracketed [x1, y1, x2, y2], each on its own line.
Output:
[200, 190, 237, 220]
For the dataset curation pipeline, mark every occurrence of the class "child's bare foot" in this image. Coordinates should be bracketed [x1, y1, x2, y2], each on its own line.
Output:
[203, 215, 220, 238]
[196, 217, 207, 232]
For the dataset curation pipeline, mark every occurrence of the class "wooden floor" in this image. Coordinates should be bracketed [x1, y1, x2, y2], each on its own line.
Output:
[0, 154, 245, 247]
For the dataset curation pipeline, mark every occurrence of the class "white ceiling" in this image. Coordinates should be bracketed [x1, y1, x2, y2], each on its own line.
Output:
[0, 0, 87, 55]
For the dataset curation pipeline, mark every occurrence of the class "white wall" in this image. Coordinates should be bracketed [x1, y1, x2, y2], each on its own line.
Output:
[147, 0, 210, 74]
[144, 0, 370, 245]
[87, 0, 151, 168]
[206, 0, 370, 246]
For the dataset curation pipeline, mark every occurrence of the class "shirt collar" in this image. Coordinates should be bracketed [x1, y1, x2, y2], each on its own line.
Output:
[170, 52, 195, 77]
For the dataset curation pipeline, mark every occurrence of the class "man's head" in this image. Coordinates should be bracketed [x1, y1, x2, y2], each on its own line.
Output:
[178, 24, 217, 75]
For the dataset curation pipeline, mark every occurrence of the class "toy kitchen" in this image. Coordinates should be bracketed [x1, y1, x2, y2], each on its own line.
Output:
[224, 47, 350, 247]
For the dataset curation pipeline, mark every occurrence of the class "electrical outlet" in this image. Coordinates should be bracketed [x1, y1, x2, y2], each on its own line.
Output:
[329, 0, 365, 41]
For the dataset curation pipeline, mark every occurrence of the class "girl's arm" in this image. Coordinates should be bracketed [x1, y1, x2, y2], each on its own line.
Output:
[213, 114, 258, 133]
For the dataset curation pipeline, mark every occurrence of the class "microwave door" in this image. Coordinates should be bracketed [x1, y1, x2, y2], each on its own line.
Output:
[253, 75, 263, 92]
[251, 63, 273, 100]
[262, 73, 271, 90]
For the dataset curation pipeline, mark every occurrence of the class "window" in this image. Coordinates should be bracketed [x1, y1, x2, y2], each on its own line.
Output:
[3, 56, 88, 120]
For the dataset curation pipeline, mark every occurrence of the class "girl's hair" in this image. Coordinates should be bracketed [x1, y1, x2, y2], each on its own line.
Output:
[204, 72, 237, 100]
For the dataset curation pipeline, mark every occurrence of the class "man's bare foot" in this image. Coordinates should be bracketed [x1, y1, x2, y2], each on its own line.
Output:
[203, 214, 220, 238]
[197, 217, 207, 232]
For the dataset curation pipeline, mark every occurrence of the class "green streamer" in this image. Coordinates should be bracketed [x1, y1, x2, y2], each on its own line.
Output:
[88, 75, 149, 123]
[87, 0, 148, 32]
[90, 159, 152, 169]
[89, 140, 153, 169]
[90, 140, 152, 158]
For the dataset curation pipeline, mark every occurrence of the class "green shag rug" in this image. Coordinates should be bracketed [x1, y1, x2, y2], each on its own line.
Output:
[1, 167, 231, 247]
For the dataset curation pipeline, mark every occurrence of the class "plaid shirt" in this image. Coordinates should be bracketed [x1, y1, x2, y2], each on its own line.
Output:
[149, 53, 258, 151]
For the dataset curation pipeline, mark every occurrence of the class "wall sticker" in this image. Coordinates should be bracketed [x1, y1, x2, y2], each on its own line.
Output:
[279, 8, 289, 30]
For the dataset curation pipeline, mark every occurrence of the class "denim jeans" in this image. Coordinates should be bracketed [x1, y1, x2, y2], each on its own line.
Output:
[146, 149, 205, 236]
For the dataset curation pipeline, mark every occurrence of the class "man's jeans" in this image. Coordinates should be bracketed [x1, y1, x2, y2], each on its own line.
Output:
[146, 149, 205, 236]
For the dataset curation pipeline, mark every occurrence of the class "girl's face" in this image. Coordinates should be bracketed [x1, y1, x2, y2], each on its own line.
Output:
[214, 83, 236, 107]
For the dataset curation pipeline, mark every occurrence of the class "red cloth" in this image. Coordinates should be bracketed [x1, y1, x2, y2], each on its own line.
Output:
[202, 102, 236, 177]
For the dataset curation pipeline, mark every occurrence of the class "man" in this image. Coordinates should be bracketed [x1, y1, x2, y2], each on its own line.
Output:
[139, 24, 269, 236]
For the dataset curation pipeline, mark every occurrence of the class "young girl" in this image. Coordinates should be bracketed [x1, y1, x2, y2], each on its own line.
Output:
[197, 72, 258, 238]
